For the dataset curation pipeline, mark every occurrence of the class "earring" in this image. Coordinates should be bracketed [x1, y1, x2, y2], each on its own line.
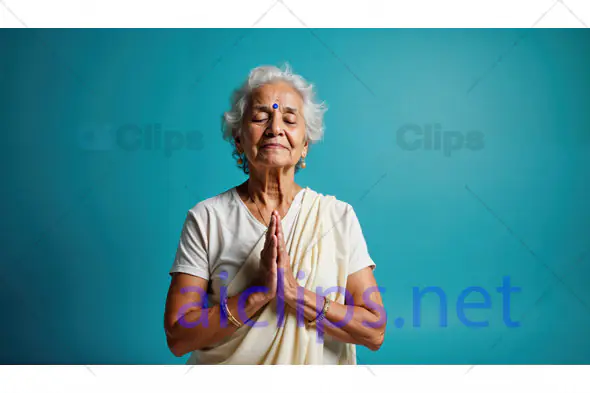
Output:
[301, 157, 306, 169]
[237, 151, 243, 165]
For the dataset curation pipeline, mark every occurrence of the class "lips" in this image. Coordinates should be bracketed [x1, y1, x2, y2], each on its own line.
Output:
[261, 143, 286, 149]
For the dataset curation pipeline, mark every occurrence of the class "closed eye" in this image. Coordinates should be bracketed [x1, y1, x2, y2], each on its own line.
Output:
[252, 115, 296, 124]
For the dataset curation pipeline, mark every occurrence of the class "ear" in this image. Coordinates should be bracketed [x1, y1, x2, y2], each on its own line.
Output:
[234, 135, 242, 152]
[302, 139, 309, 158]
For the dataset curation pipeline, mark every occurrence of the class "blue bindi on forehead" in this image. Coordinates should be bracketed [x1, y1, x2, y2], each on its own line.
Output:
[272, 103, 278, 109]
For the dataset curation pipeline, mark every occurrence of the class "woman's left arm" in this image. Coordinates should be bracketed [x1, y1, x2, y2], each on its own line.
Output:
[273, 211, 386, 351]
[283, 266, 386, 351]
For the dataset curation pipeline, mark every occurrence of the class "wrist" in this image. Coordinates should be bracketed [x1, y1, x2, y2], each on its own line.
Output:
[247, 290, 272, 309]
[283, 283, 301, 307]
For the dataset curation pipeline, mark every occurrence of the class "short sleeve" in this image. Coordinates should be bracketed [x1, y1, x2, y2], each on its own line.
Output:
[169, 208, 210, 280]
[347, 205, 376, 275]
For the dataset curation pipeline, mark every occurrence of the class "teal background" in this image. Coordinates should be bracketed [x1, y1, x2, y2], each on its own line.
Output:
[1, 29, 589, 365]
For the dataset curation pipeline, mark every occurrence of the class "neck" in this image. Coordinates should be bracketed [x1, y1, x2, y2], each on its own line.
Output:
[246, 167, 300, 207]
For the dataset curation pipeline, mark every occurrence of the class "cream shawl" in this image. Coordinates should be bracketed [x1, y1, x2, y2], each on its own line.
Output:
[187, 187, 356, 365]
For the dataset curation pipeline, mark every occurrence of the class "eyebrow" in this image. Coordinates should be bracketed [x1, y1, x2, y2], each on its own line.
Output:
[252, 104, 298, 114]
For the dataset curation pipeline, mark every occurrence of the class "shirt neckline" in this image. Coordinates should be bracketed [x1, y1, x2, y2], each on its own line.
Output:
[232, 186, 307, 231]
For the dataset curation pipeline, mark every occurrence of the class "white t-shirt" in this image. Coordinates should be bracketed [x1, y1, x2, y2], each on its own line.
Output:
[168, 185, 376, 364]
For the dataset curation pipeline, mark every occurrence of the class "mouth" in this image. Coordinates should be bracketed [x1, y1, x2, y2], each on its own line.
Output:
[261, 143, 286, 150]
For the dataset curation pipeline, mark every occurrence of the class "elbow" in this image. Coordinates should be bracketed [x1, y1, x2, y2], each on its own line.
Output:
[169, 340, 192, 358]
[166, 330, 190, 358]
[366, 328, 385, 352]
[169, 345, 183, 358]
[165, 322, 196, 358]
[363, 311, 387, 351]
[167, 338, 184, 358]
[167, 333, 204, 358]
[165, 326, 182, 357]
[356, 326, 385, 352]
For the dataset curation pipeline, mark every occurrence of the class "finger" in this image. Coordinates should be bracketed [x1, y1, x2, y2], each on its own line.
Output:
[270, 238, 278, 275]
[268, 214, 275, 240]
[275, 231, 281, 264]
[279, 229, 289, 265]
[264, 214, 274, 248]
[262, 217, 272, 251]
[274, 210, 281, 235]
[261, 217, 274, 261]
[277, 216, 287, 250]
[271, 235, 278, 263]
[278, 217, 285, 251]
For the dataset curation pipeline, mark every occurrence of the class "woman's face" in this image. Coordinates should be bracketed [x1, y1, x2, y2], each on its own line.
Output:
[237, 81, 308, 172]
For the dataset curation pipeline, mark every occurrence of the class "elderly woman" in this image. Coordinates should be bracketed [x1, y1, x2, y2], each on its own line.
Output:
[164, 63, 386, 365]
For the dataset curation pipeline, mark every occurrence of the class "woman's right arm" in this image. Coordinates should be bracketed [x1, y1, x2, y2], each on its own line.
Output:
[166, 207, 279, 357]
[164, 272, 271, 357]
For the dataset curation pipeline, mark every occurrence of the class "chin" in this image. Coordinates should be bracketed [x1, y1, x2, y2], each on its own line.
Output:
[257, 160, 292, 169]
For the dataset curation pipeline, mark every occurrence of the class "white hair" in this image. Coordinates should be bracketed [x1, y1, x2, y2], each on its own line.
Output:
[221, 62, 328, 173]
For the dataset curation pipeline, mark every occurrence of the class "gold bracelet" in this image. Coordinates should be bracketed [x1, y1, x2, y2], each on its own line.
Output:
[221, 297, 242, 328]
[308, 296, 330, 327]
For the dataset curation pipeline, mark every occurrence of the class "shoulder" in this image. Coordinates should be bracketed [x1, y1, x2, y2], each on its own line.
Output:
[305, 187, 356, 224]
[185, 186, 237, 221]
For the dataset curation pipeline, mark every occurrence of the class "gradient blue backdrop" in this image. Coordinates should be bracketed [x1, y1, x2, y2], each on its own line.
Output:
[1, 28, 589, 365]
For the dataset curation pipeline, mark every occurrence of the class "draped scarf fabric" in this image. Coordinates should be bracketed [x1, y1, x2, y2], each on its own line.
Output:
[187, 187, 356, 365]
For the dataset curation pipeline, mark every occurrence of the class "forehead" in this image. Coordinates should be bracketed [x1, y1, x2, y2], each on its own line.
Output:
[250, 82, 303, 108]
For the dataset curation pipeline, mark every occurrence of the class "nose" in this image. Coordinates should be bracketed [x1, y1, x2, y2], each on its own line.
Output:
[265, 112, 285, 137]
